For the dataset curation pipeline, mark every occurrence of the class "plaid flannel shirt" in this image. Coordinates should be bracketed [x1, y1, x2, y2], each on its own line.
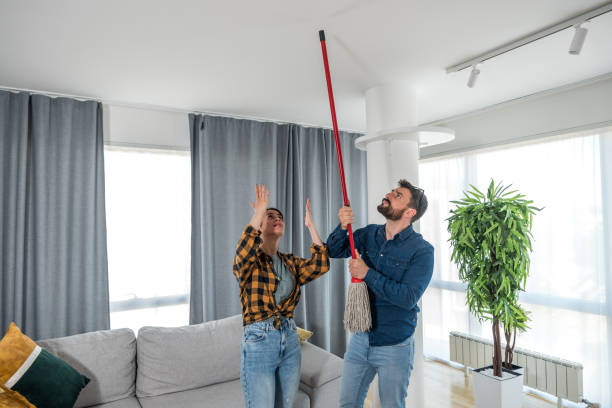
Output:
[233, 225, 330, 328]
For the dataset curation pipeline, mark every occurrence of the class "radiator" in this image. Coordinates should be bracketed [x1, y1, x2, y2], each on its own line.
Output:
[449, 331, 584, 404]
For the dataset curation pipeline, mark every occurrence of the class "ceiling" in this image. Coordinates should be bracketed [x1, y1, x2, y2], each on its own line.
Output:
[1, 0, 611, 132]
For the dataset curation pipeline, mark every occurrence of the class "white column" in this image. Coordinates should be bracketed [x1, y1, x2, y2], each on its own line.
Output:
[357, 83, 454, 408]
[365, 141, 390, 225]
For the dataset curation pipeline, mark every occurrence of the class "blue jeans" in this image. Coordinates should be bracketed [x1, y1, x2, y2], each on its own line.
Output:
[340, 332, 415, 408]
[240, 317, 301, 408]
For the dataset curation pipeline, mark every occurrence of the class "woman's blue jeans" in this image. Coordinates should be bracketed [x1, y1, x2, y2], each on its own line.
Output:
[240, 317, 301, 408]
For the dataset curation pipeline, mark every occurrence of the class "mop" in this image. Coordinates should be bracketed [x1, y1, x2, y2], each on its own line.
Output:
[318, 30, 371, 332]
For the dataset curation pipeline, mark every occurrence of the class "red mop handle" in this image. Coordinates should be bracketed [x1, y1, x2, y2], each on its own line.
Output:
[319, 30, 360, 282]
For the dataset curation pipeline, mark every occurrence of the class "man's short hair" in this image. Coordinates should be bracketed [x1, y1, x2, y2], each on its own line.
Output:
[398, 179, 428, 223]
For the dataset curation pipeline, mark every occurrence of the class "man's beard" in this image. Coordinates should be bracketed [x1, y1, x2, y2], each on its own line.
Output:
[377, 199, 406, 221]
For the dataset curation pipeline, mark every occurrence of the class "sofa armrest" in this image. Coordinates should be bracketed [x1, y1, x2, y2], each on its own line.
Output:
[299, 342, 343, 408]
[300, 342, 343, 388]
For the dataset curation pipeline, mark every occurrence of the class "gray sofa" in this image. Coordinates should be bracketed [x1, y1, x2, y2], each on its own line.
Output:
[38, 315, 343, 408]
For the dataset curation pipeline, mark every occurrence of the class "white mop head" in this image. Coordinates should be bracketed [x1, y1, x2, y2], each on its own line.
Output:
[344, 281, 372, 332]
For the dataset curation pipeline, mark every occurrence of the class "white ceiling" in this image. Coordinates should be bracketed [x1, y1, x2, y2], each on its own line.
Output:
[1, 0, 611, 132]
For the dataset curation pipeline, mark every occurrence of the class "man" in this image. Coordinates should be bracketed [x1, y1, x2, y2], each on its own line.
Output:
[233, 184, 330, 408]
[327, 179, 434, 408]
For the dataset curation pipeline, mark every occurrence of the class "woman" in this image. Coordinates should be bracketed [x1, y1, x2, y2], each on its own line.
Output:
[233, 184, 330, 408]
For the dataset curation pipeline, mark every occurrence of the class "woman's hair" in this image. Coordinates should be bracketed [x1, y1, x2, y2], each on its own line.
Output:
[266, 207, 284, 220]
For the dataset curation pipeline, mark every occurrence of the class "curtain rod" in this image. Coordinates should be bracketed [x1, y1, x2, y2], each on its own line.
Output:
[0, 85, 363, 134]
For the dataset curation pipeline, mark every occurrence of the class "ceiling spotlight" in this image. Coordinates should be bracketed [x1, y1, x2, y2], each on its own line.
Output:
[467, 64, 481, 88]
[569, 24, 588, 55]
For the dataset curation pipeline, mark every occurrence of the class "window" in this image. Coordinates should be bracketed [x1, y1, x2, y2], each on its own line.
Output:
[419, 129, 611, 406]
[104, 146, 191, 334]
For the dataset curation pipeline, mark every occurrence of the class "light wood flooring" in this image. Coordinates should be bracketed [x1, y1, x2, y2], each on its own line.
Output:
[363, 359, 556, 408]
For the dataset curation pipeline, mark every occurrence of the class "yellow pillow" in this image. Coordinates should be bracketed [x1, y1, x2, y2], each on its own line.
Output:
[296, 327, 313, 344]
[0, 385, 35, 408]
[0, 322, 90, 408]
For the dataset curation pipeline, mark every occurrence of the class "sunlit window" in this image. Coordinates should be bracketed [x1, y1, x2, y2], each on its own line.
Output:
[104, 146, 190, 334]
[419, 130, 611, 406]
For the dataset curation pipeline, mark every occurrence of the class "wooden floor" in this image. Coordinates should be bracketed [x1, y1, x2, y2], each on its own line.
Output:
[365, 359, 555, 408]
[422, 359, 555, 408]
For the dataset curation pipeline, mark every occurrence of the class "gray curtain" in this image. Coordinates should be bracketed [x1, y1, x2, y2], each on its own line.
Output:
[0, 90, 109, 340]
[189, 114, 367, 356]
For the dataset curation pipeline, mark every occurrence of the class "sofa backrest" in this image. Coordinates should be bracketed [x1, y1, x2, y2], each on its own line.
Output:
[37, 328, 136, 407]
[136, 314, 243, 397]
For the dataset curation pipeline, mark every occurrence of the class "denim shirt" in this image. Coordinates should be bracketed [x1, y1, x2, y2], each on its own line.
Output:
[327, 223, 434, 346]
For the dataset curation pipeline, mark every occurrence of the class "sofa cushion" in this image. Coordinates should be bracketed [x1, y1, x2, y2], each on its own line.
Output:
[136, 314, 242, 397]
[87, 396, 142, 408]
[299, 342, 343, 388]
[137, 379, 309, 408]
[38, 328, 136, 408]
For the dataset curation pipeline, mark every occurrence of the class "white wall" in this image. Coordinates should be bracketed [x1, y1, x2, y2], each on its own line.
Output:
[103, 104, 189, 150]
[420, 74, 612, 158]
[101, 75, 612, 155]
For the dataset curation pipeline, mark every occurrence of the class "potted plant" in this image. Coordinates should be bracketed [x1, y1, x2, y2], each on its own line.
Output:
[447, 180, 541, 408]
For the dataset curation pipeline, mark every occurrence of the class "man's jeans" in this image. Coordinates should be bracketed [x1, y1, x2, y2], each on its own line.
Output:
[340, 332, 415, 408]
[240, 317, 301, 408]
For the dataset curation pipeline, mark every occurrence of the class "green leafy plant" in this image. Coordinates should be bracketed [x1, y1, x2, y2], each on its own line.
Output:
[447, 180, 542, 377]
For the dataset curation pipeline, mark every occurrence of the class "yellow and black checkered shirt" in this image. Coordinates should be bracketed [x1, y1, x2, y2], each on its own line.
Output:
[233, 225, 330, 328]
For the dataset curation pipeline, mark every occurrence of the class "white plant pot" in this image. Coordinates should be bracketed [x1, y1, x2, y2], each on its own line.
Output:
[506, 364, 524, 376]
[472, 365, 524, 408]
